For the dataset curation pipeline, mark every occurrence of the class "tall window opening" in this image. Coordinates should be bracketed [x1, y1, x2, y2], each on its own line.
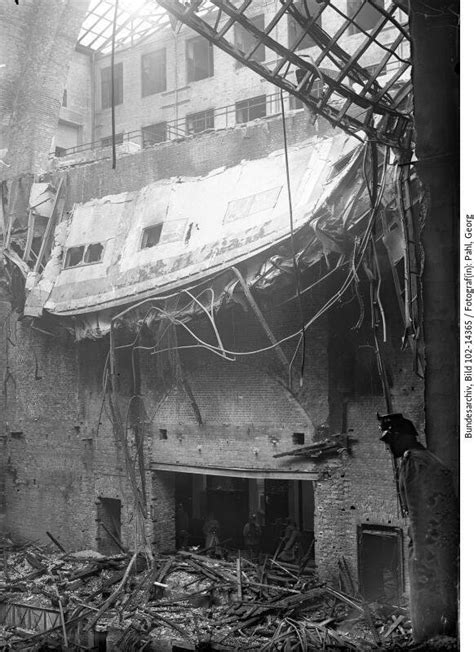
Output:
[186, 36, 214, 82]
[101, 62, 123, 109]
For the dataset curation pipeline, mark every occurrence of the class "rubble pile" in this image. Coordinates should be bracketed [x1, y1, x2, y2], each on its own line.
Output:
[0, 537, 413, 650]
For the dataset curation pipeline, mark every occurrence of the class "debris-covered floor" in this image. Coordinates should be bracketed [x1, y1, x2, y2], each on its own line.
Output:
[1, 535, 456, 651]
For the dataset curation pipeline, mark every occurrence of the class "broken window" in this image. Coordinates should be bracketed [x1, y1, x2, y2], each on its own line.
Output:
[235, 95, 267, 124]
[142, 122, 167, 147]
[140, 220, 188, 249]
[101, 133, 124, 148]
[141, 224, 163, 249]
[288, 1, 322, 50]
[142, 48, 167, 96]
[84, 243, 104, 264]
[347, 0, 384, 35]
[55, 146, 67, 158]
[101, 62, 123, 109]
[234, 14, 265, 65]
[97, 498, 122, 555]
[186, 109, 215, 135]
[64, 243, 105, 268]
[224, 186, 281, 223]
[358, 525, 403, 602]
[186, 36, 214, 82]
[292, 432, 305, 445]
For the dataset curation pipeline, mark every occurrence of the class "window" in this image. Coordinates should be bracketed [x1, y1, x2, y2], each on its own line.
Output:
[186, 36, 214, 82]
[55, 146, 67, 158]
[84, 243, 104, 264]
[62, 89, 67, 107]
[292, 432, 305, 445]
[288, 1, 322, 50]
[235, 95, 266, 124]
[140, 220, 188, 249]
[142, 49, 167, 96]
[234, 14, 265, 66]
[141, 224, 163, 249]
[224, 186, 281, 223]
[65, 243, 104, 268]
[142, 123, 167, 147]
[101, 62, 123, 109]
[186, 109, 215, 135]
[101, 133, 123, 148]
[347, 0, 384, 35]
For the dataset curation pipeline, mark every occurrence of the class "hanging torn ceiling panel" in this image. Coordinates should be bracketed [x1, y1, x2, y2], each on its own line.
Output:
[155, 0, 412, 147]
[17, 130, 409, 344]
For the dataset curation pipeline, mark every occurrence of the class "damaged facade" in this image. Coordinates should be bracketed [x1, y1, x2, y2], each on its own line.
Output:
[0, 0, 459, 648]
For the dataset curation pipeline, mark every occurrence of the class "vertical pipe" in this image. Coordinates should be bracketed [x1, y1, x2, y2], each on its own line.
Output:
[110, 0, 119, 169]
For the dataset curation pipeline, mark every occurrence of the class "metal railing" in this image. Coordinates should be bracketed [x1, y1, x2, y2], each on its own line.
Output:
[55, 91, 294, 159]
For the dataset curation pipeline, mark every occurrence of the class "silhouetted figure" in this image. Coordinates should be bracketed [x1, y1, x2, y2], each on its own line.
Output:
[378, 413, 458, 643]
[203, 513, 222, 557]
[243, 513, 261, 559]
[279, 519, 300, 562]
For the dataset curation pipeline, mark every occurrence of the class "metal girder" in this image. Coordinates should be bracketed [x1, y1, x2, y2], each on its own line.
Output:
[156, 0, 412, 147]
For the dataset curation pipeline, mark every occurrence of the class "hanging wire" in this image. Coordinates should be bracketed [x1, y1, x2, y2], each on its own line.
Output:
[110, 0, 119, 170]
[280, 89, 306, 387]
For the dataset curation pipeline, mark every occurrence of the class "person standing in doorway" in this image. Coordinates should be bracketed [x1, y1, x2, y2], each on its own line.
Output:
[243, 513, 261, 560]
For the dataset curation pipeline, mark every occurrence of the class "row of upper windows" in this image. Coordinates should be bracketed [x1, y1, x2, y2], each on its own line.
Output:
[100, 1, 384, 109]
[99, 93, 284, 149]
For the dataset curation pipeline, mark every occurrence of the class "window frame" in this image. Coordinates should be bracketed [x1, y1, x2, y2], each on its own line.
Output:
[101, 62, 123, 110]
[142, 122, 168, 147]
[288, 1, 322, 51]
[234, 13, 265, 67]
[235, 95, 267, 124]
[185, 109, 215, 135]
[186, 36, 214, 82]
[100, 133, 124, 148]
[347, 0, 385, 35]
[140, 219, 188, 250]
[64, 242, 105, 269]
[141, 48, 167, 97]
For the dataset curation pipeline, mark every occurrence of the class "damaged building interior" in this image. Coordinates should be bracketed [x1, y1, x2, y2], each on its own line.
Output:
[0, 0, 459, 650]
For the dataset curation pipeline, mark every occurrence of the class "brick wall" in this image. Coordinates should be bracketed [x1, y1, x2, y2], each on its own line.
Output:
[1, 323, 154, 551]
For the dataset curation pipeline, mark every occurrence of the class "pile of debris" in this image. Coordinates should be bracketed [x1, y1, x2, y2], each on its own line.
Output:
[0, 536, 412, 650]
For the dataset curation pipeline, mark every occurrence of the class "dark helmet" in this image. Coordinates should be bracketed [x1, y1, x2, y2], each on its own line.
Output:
[377, 412, 419, 444]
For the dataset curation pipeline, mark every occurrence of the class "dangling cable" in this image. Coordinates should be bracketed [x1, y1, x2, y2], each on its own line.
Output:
[280, 89, 306, 387]
[111, 0, 119, 170]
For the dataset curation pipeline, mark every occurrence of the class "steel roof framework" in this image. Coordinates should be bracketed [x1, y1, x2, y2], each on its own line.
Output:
[155, 0, 412, 147]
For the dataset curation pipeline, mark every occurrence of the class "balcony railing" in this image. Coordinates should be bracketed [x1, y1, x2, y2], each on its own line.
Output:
[54, 91, 297, 159]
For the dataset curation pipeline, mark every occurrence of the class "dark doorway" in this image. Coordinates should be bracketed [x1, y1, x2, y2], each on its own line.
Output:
[97, 498, 122, 555]
[358, 525, 403, 602]
[206, 476, 249, 548]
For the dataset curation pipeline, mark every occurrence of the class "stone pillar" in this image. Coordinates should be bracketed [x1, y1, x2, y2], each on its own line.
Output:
[0, 0, 89, 179]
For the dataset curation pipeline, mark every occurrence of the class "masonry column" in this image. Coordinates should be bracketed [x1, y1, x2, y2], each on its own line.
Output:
[0, 0, 89, 179]
[409, 0, 459, 474]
